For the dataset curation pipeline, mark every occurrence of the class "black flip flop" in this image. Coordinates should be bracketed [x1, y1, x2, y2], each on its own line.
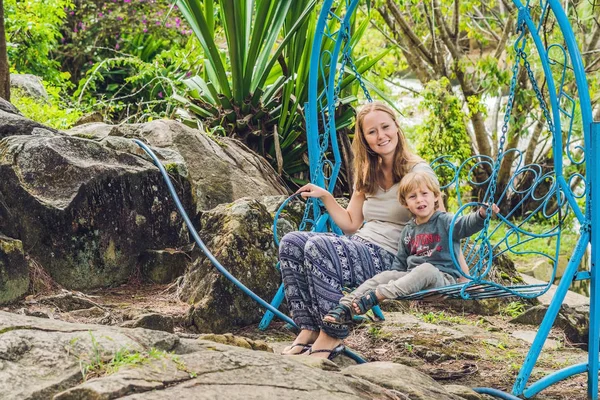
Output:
[308, 343, 345, 361]
[282, 343, 312, 355]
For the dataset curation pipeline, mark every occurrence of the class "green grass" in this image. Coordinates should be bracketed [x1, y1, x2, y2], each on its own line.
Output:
[73, 331, 177, 380]
[500, 301, 528, 318]
[12, 87, 83, 130]
[414, 311, 470, 325]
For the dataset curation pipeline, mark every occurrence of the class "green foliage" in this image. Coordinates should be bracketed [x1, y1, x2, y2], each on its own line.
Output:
[57, 0, 192, 84]
[501, 301, 528, 318]
[176, 0, 388, 187]
[410, 78, 472, 187]
[415, 311, 469, 325]
[4, 0, 73, 85]
[367, 324, 391, 339]
[175, 0, 318, 185]
[11, 87, 83, 130]
[74, 37, 202, 123]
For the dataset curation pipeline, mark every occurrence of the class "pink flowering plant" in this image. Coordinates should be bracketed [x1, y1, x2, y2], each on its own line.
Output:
[57, 0, 192, 84]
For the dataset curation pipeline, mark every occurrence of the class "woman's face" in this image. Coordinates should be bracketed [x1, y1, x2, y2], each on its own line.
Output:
[361, 110, 399, 158]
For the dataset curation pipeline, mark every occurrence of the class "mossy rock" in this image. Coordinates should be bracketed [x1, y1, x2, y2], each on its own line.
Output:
[181, 198, 280, 333]
[198, 333, 273, 352]
[0, 235, 29, 305]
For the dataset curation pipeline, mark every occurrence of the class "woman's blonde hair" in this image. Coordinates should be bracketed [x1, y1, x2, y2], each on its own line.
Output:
[398, 171, 441, 207]
[352, 101, 423, 195]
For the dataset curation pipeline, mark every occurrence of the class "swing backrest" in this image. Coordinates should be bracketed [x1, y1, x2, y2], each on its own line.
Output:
[297, 0, 588, 300]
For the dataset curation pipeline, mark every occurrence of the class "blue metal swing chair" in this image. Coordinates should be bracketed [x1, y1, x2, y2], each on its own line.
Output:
[258, 0, 600, 399]
[133, 0, 600, 398]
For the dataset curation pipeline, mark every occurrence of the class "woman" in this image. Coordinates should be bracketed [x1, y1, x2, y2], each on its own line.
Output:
[279, 101, 442, 359]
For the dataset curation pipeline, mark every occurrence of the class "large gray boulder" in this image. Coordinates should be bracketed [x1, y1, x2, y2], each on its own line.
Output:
[181, 197, 281, 333]
[0, 108, 57, 139]
[0, 311, 468, 400]
[66, 120, 289, 212]
[0, 134, 192, 290]
[0, 235, 28, 304]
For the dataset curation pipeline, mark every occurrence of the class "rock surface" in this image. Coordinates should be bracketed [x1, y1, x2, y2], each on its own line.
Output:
[10, 73, 48, 100]
[0, 235, 28, 304]
[0, 134, 192, 289]
[181, 197, 281, 333]
[66, 120, 289, 212]
[120, 312, 175, 333]
[0, 311, 473, 400]
[138, 249, 189, 284]
[0, 108, 57, 139]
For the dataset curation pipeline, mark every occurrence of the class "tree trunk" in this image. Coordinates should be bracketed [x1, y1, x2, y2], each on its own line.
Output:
[0, 0, 10, 101]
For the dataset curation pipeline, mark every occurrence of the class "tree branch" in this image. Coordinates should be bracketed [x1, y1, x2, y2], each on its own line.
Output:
[385, 0, 435, 65]
[494, 14, 514, 60]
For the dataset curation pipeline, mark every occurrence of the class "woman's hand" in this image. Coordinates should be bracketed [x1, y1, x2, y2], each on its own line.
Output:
[296, 183, 331, 200]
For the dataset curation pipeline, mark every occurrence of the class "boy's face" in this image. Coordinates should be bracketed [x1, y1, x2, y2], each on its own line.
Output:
[405, 184, 436, 223]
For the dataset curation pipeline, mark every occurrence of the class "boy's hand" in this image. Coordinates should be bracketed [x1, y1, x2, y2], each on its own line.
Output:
[479, 203, 500, 218]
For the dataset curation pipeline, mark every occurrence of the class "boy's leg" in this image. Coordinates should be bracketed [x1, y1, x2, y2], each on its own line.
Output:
[338, 270, 408, 309]
[377, 263, 448, 299]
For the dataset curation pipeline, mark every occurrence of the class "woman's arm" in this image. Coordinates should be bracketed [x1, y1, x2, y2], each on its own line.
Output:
[296, 183, 365, 234]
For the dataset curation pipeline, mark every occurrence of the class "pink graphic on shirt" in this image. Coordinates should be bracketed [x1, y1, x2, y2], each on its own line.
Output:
[408, 233, 441, 257]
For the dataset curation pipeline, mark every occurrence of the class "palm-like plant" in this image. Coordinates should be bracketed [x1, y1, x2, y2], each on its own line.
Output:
[175, 0, 387, 188]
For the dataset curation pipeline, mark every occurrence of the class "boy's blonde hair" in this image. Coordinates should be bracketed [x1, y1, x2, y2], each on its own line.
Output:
[398, 171, 441, 207]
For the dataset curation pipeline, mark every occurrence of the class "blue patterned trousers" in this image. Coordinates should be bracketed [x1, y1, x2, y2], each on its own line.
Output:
[279, 231, 395, 331]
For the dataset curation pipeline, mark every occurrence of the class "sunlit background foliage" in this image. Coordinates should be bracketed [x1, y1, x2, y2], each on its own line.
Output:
[3, 0, 599, 192]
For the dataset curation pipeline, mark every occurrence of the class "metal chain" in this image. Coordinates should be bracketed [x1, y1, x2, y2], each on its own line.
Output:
[522, 53, 555, 136]
[347, 50, 372, 102]
[473, 27, 527, 279]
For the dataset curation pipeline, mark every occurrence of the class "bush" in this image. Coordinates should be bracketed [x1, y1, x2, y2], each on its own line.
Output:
[58, 0, 192, 84]
[12, 86, 83, 130]
[4, 0, 74, 86]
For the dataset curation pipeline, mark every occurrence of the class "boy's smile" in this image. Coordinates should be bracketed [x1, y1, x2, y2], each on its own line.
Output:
[405, 184, 436, 224]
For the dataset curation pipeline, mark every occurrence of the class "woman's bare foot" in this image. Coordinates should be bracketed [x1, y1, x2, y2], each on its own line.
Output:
[281, 329, 319, 355]
[308, 331, 343, 359]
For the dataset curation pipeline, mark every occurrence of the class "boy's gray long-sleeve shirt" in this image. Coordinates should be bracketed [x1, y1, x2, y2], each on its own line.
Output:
[391, 210, 485, 278]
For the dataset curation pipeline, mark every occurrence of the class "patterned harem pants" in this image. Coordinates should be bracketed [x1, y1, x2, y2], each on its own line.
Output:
[279, 231, 395, 331]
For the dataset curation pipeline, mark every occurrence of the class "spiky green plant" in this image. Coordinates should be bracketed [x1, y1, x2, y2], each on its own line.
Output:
[175, 0, 387, 187]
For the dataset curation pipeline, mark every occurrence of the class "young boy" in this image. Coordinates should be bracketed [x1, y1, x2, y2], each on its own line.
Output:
[321, 170, 499, 339]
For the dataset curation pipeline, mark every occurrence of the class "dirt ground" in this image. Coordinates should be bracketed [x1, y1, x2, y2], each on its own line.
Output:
[3, 283, 592, 400]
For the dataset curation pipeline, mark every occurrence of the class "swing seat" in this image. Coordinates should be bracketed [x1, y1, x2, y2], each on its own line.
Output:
[398, 281, 548, 301]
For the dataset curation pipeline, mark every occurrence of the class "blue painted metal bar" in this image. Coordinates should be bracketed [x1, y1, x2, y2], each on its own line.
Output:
[258, 283, 285, 331]
[307, 0, 334, 192]
[512, 1, 583, 224]
[523, 363, 588, 398]
[574, 271, 592, 281]
[512, 231, 588, 395]
[473, 387, 522, 400]
[259, 193, 301, 330]
[587, 121, 600, 399]
[325, 0, 361, 194]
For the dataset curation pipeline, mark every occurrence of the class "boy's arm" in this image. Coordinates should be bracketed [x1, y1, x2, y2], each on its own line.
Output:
[391, 233, 409, 271]
[451, 209, 486, 240]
